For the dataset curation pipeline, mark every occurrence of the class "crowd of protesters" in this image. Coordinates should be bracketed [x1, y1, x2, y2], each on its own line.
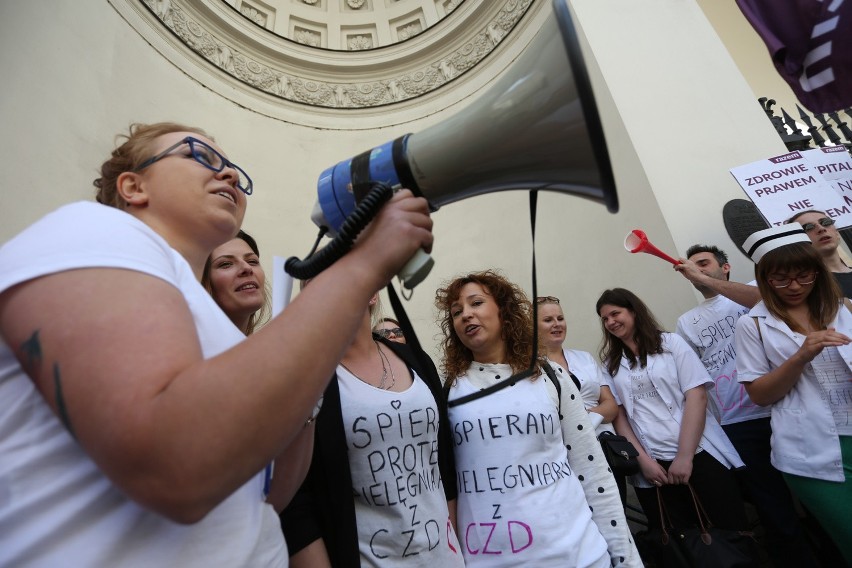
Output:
[1, 121, 850, 567]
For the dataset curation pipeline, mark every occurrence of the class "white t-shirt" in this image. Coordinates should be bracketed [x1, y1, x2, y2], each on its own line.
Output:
[0, 203, 286, 567]
[627, 365, 681, 459]
[548, 349, 615, 436]
[604, 334, 744, 488]
[448, 364, 610, 568]
[676, 294, 769, 425]
[338, 365, 464, 567]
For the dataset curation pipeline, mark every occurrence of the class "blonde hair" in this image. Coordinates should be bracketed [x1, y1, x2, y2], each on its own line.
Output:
[370, 295, 385, 329]
[94, 122, 210, 209]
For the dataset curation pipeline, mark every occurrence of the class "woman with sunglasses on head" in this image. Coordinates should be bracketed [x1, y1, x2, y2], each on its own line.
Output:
[786, 210, 852, 298]
[0, 122, 433, 566]
[538, 296, 618, 435]
[372, 317, 406, 344]
[536, 295, 626, 500]
[596, 288, 752, 556]
[436, 270, 640, 568]
[735, 225, 852, 564]
[281, 289, 462, 568]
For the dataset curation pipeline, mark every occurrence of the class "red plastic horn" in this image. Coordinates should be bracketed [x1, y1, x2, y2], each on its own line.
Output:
[624, 229, 681, 265]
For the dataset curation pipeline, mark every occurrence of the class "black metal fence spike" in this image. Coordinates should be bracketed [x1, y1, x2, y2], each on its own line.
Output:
[794, 104, 824, 147]
[781, 107, 798, 129]
[818, 113, 843, 145]
[828, 111, 852, 145]
[779, 107, 812, 151]
[760, 97, 850, 155]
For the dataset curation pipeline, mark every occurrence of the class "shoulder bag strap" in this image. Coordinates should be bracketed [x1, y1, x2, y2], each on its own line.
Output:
[686, 483, 713, 543]
[541, 360, 563, 419]
[566, 370, 582, 391]
[656, 487, 674, 544]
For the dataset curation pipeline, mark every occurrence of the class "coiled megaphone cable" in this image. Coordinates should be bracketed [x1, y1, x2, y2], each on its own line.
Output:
[284, 181, 394, 280]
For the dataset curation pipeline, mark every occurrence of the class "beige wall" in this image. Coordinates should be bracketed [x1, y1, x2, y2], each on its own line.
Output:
[0, 0, 796, 362]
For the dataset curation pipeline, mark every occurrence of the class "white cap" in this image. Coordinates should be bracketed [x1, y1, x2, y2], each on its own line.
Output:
[742, 225, 811, 263]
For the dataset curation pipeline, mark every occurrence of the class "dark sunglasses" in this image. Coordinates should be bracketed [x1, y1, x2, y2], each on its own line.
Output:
[376, 327, 404, 339]
[800, 217, 834, 232]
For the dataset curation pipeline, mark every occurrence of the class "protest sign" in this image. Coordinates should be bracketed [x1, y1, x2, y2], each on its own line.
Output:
[800, 146, 852, 212]
[730, 150, 852, 228]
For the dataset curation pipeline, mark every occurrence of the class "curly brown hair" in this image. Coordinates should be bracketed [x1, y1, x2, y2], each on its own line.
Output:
[435, 270, 540, 386]
[93, 122, 210, 209]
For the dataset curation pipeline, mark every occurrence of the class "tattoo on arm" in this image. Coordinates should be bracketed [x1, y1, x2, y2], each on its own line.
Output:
[20, 330, 43, 373]
[53, 363, 76, 438]
[20, 330, 75, 437]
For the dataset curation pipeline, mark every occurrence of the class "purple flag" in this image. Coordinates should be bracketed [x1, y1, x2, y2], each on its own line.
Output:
[736, 0, 852, 113]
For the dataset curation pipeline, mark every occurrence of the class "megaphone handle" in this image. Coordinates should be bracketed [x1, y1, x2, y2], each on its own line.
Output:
[660, 253, 682, 265]
[398, 249, 434, 290]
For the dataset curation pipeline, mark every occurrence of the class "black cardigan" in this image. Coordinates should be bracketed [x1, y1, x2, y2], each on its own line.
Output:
[279, 337, 457, 567]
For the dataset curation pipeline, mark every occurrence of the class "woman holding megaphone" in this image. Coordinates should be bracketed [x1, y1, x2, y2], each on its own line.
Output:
[0, 122, 433, 566]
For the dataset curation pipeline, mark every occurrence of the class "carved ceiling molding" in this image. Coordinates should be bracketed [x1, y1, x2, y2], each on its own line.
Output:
[226, 0, 466, 51]
[126, 0, 534, 111]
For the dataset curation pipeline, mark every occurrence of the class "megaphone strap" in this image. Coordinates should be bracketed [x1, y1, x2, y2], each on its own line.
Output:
[446, 190, 542, 408]
[386, 280, 435, 381]
[386, 190, 543, 408]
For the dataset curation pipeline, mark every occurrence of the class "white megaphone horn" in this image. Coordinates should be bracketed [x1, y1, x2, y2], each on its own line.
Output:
[287, 0, 619, 288]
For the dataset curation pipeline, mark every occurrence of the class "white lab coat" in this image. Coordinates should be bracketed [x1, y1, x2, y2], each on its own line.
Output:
[735, 301, 850, 482]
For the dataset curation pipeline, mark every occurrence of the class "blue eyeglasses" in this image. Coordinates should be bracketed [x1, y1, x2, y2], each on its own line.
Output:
[134, 136, 253, 195]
